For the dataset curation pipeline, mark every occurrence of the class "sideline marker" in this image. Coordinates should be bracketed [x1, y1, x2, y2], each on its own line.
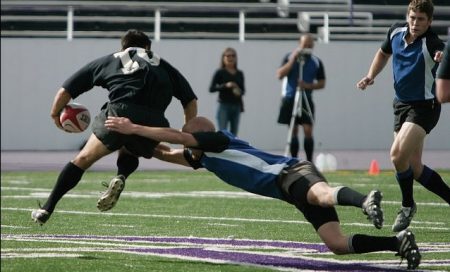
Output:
[368, 159, 380, 175]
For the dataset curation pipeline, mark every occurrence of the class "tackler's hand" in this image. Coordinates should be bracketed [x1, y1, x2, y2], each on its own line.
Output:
[105, 116, 134, 135]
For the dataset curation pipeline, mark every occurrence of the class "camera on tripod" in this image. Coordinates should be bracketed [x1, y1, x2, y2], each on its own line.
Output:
[296, 48, 312, 62]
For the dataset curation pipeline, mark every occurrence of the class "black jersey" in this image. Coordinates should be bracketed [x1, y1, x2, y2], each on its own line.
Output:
[209, 68, 245, 104]
[62, 47, 197, 111]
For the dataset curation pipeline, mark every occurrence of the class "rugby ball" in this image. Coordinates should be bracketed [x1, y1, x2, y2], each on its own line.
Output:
[59, 103, 91, 133]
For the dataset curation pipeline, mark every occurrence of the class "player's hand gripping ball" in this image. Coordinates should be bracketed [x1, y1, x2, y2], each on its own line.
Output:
[59, 103, 91, 133]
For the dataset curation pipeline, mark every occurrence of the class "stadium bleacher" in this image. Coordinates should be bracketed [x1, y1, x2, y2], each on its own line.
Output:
[1, 0, 449, 41]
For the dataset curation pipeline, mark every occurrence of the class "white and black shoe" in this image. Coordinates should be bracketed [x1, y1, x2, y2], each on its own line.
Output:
[392, 204, 417, 232]
[97, 175, 125, 212]
[31, 204, 51, 226]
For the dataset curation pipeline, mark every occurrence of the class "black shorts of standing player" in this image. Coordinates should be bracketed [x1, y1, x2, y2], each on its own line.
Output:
[93, 102, 170, 158]
[277, 96, 315, 125]
[277, 161, 338, 230]
[393, 98, 441, 134]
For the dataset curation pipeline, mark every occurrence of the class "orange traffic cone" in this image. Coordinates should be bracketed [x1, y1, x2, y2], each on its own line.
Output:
[368, 159, 380, 175]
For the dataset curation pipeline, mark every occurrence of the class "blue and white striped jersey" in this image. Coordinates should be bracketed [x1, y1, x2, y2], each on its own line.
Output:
[189, 130, 300, 201]
[381, 23, 444, 102]
[280, 53, 325, 99]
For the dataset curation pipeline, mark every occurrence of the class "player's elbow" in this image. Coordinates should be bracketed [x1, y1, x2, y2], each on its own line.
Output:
[317, 80, 325, 89]
[378, 49, 391, 61]
[436, 79, 450, 103]
[276, 70, 285, 80]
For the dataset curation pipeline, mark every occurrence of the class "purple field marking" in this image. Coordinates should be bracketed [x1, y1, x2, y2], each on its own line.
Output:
[7, 234, 450, 271]
[124, 247, 405, 272]
[23, 234, 329, 252]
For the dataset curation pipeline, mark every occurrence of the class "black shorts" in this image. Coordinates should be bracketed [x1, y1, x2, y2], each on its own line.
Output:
[393, 99, 441, 134]
[277, 96, 315, 125]
[277, 161, 339, 230]
[92, 102, 170, 158]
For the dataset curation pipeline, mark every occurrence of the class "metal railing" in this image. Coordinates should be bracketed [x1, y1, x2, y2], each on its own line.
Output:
[2, 1, 449, 41]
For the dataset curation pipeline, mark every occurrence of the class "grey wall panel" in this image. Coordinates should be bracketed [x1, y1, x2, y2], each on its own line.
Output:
[1, 38, 449, 151]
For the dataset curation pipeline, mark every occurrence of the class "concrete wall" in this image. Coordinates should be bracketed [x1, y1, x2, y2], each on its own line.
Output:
[1, 38, 449, 151]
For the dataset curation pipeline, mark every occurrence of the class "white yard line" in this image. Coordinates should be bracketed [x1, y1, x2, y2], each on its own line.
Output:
[1, 187, 449, 207]
[2, 207, 449, 230]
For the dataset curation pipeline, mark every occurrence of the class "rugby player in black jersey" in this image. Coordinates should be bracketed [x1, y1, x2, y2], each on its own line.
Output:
[31, 29, 198, 224]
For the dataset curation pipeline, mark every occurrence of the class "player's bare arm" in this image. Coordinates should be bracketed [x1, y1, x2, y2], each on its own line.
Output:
[299, 79, 326, 90]
[436, 79, 450, 103]
[50, 88, 72, 129]
[183, 99, 198, 123]
[153, 143, 191, 167]
[357, 49, 391, 90]
[105, 116, 199, 147]
[276, 48, 298, 79]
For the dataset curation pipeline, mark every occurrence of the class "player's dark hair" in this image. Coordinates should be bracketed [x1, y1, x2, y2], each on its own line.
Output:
[121, 29, 152, 50]
[408, 0, 434, 19]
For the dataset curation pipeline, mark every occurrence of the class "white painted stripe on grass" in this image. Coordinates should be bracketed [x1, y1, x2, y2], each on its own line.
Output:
[330, 183, 400, 188]
[2, 207, 309, 225]
[1, 253, 83, 259]
[2, 207, 449, 230]
[2, 180, 30, 185]
[2, 186, 448, 207]
[1, 188, 269, 200]
[1, 236, 314, 252]
[206, 223, 239, 227]
[1, 225, 32, 229]
[99, 224, 135, 228]
[1, 187, 50, 191]
[1, 237, 197, 252]
[2, 247, 111, 252]
[383, 200, 448, 207]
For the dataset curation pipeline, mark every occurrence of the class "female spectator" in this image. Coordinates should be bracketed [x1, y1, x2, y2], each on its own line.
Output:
[209, 47, 245, 135]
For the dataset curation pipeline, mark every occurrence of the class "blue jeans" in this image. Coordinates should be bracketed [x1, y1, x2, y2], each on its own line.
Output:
[216, 102, 241, 135]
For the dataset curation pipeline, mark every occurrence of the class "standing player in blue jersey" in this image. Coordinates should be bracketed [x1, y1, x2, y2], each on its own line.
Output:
[357, 0, 449, 232]
[31, 29, 198, 225]
[104, 116, 422, 270]
[276, 34, 326, 161]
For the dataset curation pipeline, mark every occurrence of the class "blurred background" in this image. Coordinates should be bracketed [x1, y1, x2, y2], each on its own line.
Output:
[1, 0, 449, 169]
